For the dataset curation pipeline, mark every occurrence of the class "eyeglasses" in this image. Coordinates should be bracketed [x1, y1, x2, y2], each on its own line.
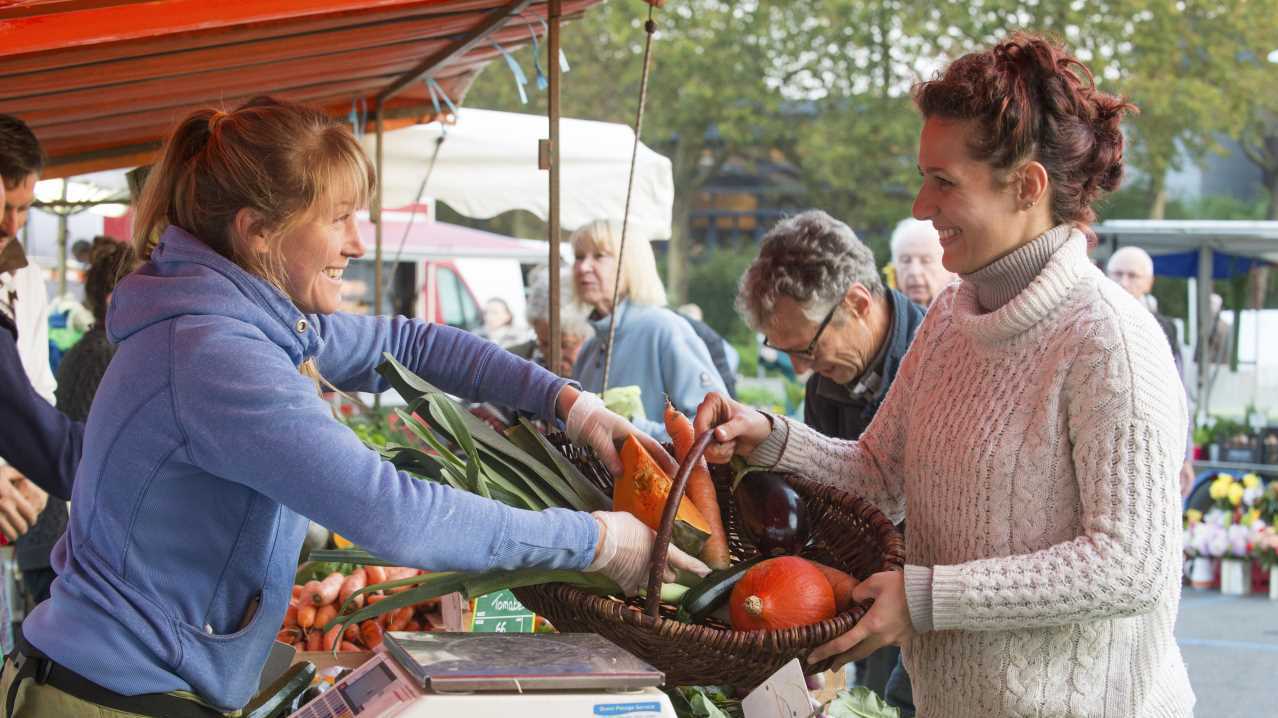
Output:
[762, 301, 838, 360]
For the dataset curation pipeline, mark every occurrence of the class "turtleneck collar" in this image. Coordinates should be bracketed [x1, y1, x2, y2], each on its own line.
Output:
[962, 223, 1074, 313]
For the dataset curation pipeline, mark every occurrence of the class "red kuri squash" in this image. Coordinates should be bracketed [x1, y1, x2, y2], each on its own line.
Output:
[729, 556, 836, 631]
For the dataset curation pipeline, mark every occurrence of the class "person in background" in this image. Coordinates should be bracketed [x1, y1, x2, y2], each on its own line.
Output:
[480, 296, 526, 348]
[1106, 246, 1196, 498]
[513, 263, 593, 377]
[890, 217, 955, 308]
[695, 34, 1192, 717]
[736, 209, 924, 713]
[571, 219, 726, 440]
[5, 99, 708, 718]
[1197, 292, 1231, 366]
[0, 115, 56, 566]
[12, 240, 140, 605]
[0, 175, 54, 547]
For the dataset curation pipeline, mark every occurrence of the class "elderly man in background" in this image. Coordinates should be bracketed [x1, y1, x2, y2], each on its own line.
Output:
[510, 264, 594, 377]
[1106, 246, 1196, 497]
[736, 210, 923, 713]
[889, 217, 955, 308]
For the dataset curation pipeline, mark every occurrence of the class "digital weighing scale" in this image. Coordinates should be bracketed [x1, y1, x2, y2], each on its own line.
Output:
[286, 632, 677, 718]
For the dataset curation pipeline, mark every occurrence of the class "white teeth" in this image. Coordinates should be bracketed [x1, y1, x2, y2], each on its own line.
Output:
[324, 268, 344, 280]
[937, 227, 960, 239]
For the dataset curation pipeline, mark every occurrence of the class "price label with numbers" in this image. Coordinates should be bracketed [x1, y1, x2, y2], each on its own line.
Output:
[469, 589, 536, 633]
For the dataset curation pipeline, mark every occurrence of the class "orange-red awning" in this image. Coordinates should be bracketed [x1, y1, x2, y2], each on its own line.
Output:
[0, 0, 602, 178]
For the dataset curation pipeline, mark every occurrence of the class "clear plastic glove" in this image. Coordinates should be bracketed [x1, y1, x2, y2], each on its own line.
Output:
[565, 391, 676, 476]
[587, 511, 710, 596]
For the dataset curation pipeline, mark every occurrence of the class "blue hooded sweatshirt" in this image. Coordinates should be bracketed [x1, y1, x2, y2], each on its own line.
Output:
[23, 226, 599, 711]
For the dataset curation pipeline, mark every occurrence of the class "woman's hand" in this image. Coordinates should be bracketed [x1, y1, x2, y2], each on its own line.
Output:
[563, 390, 676, 476]
[587, 511, 711, 595]
[807, 570, 915, 669]
[692, 392, 772, 464]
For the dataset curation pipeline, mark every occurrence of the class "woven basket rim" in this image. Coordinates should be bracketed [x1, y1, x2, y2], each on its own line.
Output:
[516, 471, 904, 651]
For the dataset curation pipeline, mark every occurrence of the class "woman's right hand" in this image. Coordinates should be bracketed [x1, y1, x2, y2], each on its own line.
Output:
[692, 392, 772, 464]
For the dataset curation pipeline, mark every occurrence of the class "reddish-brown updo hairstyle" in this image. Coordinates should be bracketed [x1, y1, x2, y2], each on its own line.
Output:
[912, 33, 1137, 243]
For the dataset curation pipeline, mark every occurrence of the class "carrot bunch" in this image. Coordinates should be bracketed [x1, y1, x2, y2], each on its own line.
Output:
[277, 566, 442, 653]
[664, 400, 731, 570]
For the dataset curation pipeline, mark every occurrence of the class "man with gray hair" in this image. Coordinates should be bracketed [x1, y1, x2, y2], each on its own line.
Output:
[737, 210, 924, 713]
[890, 218, 955, 307]
[514, 264, 594, 377]
[1105, 246, 1196, 497]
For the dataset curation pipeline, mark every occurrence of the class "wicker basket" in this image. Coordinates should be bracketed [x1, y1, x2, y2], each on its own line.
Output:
[513, 433, 904, 687]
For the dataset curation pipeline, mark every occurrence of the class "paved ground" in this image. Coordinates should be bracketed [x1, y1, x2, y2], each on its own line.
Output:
[1177, 588, 1278, 717]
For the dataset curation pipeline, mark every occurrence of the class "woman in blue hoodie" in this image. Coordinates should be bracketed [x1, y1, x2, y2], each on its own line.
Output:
[5, 99, 708, 717]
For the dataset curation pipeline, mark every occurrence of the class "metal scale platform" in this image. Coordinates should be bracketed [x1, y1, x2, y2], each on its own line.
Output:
[287, 632, 676, 718]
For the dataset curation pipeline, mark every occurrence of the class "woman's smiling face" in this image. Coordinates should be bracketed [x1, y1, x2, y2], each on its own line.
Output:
[911, 117, 1029, 275]
[278, 200, 364, 314]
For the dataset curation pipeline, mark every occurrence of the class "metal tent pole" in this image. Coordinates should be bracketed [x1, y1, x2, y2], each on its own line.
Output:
[374, 100, 385, 410]
[1197, 245, 1213, 422]
[547, 0, 563, 375]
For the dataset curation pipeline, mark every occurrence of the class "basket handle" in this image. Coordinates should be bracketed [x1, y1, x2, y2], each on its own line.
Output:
[643, 428, 718, 617]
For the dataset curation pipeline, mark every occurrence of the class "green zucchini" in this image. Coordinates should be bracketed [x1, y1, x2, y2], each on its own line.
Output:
[677, 555, 765, 623]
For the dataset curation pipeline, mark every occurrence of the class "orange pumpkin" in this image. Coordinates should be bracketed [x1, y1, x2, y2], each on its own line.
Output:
[729, 556, 836, 631]
[614, 436, 712, 557]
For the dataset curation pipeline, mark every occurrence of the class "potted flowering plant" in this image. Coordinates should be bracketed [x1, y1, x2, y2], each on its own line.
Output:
[1253, 526, 1278, 600]
[1184, 508, 1227, 589]
[1207, 473, 1267, 595]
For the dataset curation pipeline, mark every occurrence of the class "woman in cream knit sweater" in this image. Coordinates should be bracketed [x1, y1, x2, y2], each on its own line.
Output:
[697, 34, 1193, 717]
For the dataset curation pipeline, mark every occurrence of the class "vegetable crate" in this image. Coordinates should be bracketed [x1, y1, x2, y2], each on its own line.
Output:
[513, 435, 905, 688]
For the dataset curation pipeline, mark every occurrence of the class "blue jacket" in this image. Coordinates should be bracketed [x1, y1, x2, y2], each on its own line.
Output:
[0, 311, 80, 501]
[574, 301, 727, 440]
[24, 226, 598, 711]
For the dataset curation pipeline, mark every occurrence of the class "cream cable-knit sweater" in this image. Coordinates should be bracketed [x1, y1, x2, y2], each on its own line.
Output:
[754, 228, 1193, 717]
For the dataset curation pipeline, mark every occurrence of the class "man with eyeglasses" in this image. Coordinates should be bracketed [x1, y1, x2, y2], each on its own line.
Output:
[735, 209, 924, 714]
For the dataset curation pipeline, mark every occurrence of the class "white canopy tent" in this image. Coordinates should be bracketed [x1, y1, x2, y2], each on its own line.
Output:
[1094, 220, 1278, 420]
[363, 108, 674, 241]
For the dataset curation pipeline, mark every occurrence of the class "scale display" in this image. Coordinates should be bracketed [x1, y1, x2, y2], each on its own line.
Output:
[384, 631, 665, 692]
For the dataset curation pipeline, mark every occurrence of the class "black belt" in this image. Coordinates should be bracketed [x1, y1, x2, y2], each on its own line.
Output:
[6, 631, 221, 718]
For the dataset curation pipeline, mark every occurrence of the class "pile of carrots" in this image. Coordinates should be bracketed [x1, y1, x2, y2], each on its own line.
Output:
[276, 566, 441, 653]
[665, 400, 731, 570]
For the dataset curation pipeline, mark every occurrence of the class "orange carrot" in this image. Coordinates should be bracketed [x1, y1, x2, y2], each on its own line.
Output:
[664, 399, 731, 569]
[805, 560, 859, 613]
[364, 565, 387, 585]
[344, 624, 360, 643]
[315, 604, 337, 631]
[339, 641, 362, 652]
[339, 569, 367, 609]
[305, 630, 322, 652]
[282, 605, 298, 629]
[291, 584, 303, 599]
[296, 603, 317, 629]
[322, 625, 342, 652]
[360, 620, 384, 649]
[312, 572, 344, 606]
[276, 628, 298, 644]
[386, 606, 413, 632]
[298, 580, 323, 606]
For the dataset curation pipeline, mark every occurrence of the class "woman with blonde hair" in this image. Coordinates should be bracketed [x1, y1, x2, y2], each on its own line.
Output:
[696, 34, 1193, 717]
[571, 219, 726, 440]
[3, 99, 707, 717]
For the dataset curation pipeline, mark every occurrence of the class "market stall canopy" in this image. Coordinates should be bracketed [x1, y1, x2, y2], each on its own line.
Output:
[0, 0, 602, 178]
[367, 109, 674, 241]
[1095, 220, 1278, 279]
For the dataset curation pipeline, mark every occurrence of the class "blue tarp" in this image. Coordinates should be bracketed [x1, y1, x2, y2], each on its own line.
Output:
[1152, 250, 1270, 280]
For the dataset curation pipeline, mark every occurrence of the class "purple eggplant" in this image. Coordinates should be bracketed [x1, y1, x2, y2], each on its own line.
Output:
[733, 471, 809, 556]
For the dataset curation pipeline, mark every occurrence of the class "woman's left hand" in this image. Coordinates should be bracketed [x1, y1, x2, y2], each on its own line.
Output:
[564, 390, 676, 476]
[807, 570, 915, 669]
